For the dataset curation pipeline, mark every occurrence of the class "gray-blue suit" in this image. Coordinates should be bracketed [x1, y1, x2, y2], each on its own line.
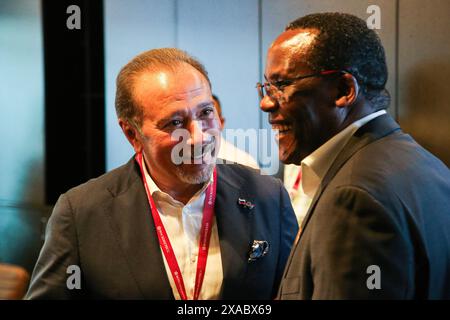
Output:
[26, 161, 298, 299]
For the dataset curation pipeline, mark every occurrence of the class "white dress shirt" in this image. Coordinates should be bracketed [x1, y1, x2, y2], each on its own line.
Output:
[284, 164, 311, 226]
[142, 160, 223, 300]
[284, 110, 387, 226]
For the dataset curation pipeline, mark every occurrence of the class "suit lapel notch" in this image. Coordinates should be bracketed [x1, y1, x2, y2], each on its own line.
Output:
[298, 114, 401, 241]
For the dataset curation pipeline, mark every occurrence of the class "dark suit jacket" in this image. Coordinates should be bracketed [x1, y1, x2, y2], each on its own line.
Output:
[278, 114, 450, 299]
[26, 161, 298, 299]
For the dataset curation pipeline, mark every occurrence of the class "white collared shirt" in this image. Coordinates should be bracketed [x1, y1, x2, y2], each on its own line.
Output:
[284, 110, 387, 225]
[284, 164, 310, 226]
[142, 160, 223, 300]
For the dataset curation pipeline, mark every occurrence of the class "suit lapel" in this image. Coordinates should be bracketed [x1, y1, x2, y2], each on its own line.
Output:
[281, 114, 401, 282]
[215, 165, 253, 299]
[300, 114, 400, 236]
[103, 158, 174, 299]
[102, 160, 257, 299]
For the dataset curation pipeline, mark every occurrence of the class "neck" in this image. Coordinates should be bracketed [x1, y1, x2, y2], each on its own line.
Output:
[339, 100, 379, 131]
[156, 177, 204, 205]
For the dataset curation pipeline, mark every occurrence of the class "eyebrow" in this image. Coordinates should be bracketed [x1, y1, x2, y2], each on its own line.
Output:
[197, 101, 214, 109]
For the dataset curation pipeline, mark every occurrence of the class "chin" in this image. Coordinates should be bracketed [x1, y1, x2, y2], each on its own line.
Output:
[279, 147, 302, 165]
[175, 163, 214, 184]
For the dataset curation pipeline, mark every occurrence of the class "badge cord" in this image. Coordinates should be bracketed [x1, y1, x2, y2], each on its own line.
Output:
[292, 167, 302, 192]
[136, 152, 217, 300]
[289, 167, 302, 200]
[292, 167, 304, 246]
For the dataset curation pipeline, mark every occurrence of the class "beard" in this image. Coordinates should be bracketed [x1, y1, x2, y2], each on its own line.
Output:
[173, 135, 219, 184]
[174, 162, 215, 184]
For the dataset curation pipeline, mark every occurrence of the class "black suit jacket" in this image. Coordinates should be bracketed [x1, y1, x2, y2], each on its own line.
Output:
[278, 114, 450, 299]
[26, 160, 298, 299]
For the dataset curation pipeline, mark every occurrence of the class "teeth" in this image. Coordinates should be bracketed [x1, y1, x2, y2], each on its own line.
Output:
[272, 124, 292, 132]
[192, 143, 214, 159]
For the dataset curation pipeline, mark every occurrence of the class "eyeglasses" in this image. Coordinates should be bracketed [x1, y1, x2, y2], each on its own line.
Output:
[256, 69, 347, 100]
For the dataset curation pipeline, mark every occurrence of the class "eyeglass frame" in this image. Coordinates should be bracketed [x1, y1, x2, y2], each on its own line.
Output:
[256, 69, 350, 100]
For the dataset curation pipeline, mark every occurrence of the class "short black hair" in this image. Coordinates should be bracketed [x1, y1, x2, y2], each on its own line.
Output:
[286, 12, 390, 108]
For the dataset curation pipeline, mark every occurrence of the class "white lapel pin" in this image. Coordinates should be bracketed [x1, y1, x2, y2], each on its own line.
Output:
[238, 197, 255, 210]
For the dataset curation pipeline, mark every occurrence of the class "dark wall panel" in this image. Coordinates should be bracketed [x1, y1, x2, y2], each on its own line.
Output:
[43, 0, 105, 204]
[398, 0, 450, 166]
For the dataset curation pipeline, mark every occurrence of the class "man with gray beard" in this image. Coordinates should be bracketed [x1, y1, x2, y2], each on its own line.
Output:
[26, 48, 298, 299]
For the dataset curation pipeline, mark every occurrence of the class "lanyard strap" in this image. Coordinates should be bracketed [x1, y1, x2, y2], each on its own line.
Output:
[135, 153, 217, 300]
[292, 167, 302, 191]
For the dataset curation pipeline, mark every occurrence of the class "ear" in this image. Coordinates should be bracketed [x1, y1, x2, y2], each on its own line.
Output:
[219, 117, 225, 131]
[335, 73, 359, 108]
[118, 119, 144, 153]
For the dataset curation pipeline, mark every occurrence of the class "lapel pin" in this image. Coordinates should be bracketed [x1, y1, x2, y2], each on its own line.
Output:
[238, 197, 255, 210]
[248, 240, 269, 262]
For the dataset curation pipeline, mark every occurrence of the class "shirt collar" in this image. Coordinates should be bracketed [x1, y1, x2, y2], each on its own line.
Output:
[300, 110, 387, 197]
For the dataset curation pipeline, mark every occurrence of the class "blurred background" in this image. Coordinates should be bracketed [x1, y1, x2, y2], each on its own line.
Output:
[0, 0, 449, 279]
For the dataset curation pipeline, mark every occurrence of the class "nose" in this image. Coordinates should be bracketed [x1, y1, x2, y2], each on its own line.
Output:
[259, 94, 278, 113]
[187, 119, 205, 146]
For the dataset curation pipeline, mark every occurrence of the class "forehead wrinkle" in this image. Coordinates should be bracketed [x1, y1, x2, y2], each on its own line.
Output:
[136, 73, 207, 112]
[172, 85, 205, 101]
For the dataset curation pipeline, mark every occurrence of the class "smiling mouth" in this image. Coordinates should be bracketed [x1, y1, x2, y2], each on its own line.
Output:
[179, 140, 217, 165]
[271, 124, 293, 134]
[191, 143, 215, 160]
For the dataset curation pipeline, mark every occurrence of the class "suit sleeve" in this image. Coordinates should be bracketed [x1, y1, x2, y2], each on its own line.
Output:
[310, 186, 414, 299]
[273, 180, 299, 297]
[25, 194, 81, 299]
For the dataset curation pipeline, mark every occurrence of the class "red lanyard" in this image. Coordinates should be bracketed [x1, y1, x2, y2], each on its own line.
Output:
[135, 153, 217, 300]
[292, 167, 302, 191]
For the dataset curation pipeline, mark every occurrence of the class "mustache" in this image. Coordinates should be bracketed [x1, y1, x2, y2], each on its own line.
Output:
[180, 136, 217, 159]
